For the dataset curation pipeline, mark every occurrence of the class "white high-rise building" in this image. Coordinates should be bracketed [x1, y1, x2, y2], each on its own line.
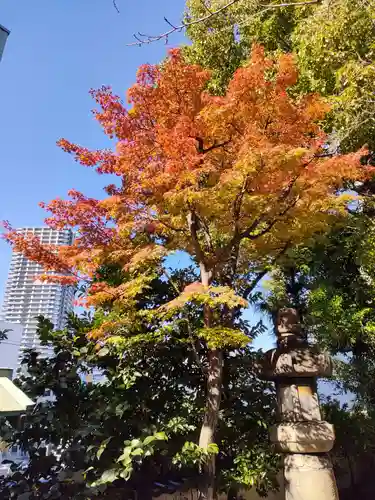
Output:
[1, 228, 75, 363]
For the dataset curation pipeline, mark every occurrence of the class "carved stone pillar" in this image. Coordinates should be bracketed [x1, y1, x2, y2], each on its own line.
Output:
[262, 308, 339, 500]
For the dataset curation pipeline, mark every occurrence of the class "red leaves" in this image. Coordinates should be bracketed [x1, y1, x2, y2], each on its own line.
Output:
[37, 274, 79, 286]
[57, 139, 118, 175]
[3, 227, 72, 275]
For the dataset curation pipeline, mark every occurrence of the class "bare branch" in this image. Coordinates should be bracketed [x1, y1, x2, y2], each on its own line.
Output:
[259, 0, 319, 6]
[242, 269, 268, 298]
[127, 0, 321, 46]
[200, 0, 213, 14]
[113, 0, 120, 14]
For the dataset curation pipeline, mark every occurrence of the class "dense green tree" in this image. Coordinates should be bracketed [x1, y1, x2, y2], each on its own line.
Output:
[322, 399, 375, 499]
[0, 267, 278, 499]
[259, 206, 375, 411]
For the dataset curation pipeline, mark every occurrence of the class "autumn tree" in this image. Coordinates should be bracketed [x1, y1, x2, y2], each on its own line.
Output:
[4, 46, 371, 499]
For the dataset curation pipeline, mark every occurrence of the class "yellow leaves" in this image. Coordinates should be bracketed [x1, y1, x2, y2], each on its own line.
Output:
[87, 273, 156, 308]
[88, 317, 132, 339]
[15, 43, 371, 341]
[197, 327, 250, 349]
[159, 283, 248, 315]
[125, 245, 168, 273]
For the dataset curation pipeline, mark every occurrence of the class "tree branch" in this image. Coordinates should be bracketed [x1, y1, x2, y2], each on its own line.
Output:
[113, 0, 120, 13]
[242, 195, 300, 240]
[187, 209, 208, 269]
[195, 137, 232, 154]
[127, 0, 321, 46]
[196, 213, 214, 254]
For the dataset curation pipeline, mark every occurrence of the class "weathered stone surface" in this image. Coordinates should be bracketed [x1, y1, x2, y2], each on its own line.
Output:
[267, 309, 338, 499]
[270, 421, 335, 453]
[275, 308, 304, 340]
[262, 347, 332, 379]
[276, 382, 321, 421]
[284, 454, 339, 500]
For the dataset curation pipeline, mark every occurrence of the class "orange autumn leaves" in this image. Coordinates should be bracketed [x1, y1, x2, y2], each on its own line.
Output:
[3, 46, 372, 326]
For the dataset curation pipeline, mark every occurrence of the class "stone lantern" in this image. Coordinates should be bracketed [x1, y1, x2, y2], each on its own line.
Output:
[262, 308, 339, 500]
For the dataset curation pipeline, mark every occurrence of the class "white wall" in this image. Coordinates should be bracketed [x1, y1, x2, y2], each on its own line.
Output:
[0, 320, 23, 377]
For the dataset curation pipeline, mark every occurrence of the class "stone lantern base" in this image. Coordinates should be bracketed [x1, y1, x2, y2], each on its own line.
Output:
[284, 454, 339, 500]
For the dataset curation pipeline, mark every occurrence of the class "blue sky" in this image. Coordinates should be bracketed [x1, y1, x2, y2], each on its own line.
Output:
[0, 0, 275, 350]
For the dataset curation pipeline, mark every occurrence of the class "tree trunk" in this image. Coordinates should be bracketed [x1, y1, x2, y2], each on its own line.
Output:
[195, 234, 223, 499]
[198, 348, 223, 500]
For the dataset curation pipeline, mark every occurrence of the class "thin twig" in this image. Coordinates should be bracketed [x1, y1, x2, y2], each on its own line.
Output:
[113, 0, 120, 14]
[259, 0, 319, 6]
[127, 0, 321, 46]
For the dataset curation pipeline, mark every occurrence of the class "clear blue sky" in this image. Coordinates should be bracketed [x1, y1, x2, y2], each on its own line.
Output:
[0, 0, 275, 350]
[0, 1, 186, 289]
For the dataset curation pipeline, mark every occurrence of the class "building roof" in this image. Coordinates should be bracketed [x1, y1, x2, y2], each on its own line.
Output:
[0, 24, 10, 35]
[0, 376, 34, 416]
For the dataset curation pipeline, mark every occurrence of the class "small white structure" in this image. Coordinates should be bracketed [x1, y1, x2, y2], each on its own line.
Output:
[0, 369, 34, 417]
[0, 369, 33, 472]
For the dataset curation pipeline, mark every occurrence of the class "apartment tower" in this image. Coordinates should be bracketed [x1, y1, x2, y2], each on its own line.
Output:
[1, 228, 74, 362]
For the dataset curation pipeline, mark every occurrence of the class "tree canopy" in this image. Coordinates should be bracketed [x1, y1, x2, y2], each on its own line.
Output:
[3, 43, 371, 499]
[185, 0, 375, 153]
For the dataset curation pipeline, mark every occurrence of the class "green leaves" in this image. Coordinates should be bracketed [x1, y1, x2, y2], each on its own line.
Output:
[116, 431, 169, 481]
[197, 327, 250, 348]
[223, 446, 281, 495]
[91, 467, 119, 486]
[185, 0, 375, 153]
[164, 416, 196, 435]
[97, 437, 112, 460]
[173, 441, 219, 469]
[1, 268, 279, 498]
